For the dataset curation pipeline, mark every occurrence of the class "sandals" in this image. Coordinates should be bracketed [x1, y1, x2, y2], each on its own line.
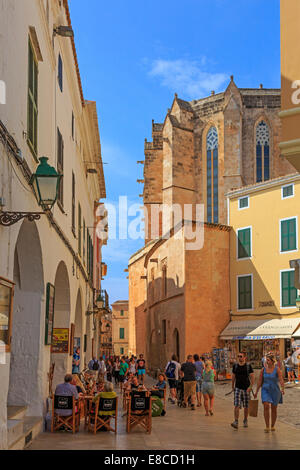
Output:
[264, 428, 270, 433]
[209, 410, 214, 416]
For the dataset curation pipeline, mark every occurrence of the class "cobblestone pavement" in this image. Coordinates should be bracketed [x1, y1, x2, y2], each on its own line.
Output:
[28, 376, 300, 450]
[214, 380, 300, 428]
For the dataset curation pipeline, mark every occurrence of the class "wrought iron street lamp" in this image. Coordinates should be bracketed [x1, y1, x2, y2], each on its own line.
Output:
[0, 157, 62, 226]
[95, 292, 105, 310]
[30, 157, 62, 210]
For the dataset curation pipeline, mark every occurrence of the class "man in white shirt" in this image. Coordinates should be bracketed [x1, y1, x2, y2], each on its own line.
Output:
[165, 354, 181, 404]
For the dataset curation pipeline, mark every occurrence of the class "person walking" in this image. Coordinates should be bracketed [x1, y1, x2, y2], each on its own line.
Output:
[193, 354, 204, 407]
[98, 356, 106, 382]
[231, 351, 255, 429]
[129, 357, 137, 376]
[88, 356, 100, 372]
[284, 351, 296, 384]
[136, 354, 146, 385]
[254, 352, 285, 432]
[202, 360, 215, 416]
[119, 357, 129, 391]
[113, 357, 121, 386]
[165, 354, 181, 404]
[180, 355, 197, 411]
[106, 359, 113, 382]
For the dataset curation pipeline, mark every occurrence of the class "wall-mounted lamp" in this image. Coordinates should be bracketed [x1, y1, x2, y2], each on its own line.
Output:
[53, 26, 74, 38]
[0, 157, 61, 226]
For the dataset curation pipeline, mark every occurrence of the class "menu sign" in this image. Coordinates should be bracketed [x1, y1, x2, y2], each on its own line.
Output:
[51, 328, 69, 353]
[45, 283, 55, 345]
[0, 277, 14, 348]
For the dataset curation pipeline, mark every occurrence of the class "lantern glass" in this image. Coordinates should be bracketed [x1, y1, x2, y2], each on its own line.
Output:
[296, 297, 300, 310]
[30, 157, 61, 209]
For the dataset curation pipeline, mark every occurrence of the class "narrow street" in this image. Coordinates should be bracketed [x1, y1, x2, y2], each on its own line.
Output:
[28, 377, 300, 451]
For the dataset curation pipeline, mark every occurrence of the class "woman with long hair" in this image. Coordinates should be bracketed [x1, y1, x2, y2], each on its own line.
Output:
[202, 360, 215, 416]
[254, 352, 285, 432]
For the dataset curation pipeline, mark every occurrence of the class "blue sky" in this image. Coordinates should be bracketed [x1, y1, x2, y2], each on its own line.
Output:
[68, 0, 280, 303]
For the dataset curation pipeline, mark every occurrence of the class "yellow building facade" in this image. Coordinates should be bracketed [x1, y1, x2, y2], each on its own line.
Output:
[112, 301, 130, 357]
[221, 174, 300, 367]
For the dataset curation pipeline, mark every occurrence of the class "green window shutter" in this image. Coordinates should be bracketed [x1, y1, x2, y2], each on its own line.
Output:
[238, 276, 252, 309]
[83, 219, 86, 265]
[282, 271, 297, 307]
[120, 328, 125, 339]
[238, 228, 251, 258]
[282, 185, 293, 198]
[120, 310, 124, 316]
[27, 38, 38, 157]
[281, 219, 297, 252]
[78, 204, 81, 256]
[239, 197, 249, 209]
[57, 128, 64, 205]
[120, 347, 124, 355]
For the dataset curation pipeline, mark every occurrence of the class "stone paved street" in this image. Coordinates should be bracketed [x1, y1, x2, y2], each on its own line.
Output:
[28, 377, 300, 450]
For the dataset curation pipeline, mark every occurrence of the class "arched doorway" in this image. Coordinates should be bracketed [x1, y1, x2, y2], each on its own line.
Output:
[8, 220, 44, 415]
[173, 328, 180, 362]
[73, 289, 83, 372]
[51, 261, 71, 388]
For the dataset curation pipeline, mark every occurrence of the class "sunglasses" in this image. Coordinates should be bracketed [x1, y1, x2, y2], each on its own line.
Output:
[238, 355, 244, 358]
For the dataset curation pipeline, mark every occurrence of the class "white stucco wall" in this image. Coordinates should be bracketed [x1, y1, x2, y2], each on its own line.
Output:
[0, 0, 106, 448]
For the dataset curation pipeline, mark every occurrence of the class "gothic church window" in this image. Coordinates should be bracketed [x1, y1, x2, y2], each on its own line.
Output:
[256, 121, 270, 182]
[206, 127, 219, 224]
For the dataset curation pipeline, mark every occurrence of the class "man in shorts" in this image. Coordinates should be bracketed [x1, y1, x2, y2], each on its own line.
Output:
[136, 354, 146, 385]
[231, 351, 255, 429]
[180, 355, 196, 411]
[165, 354, 181, 404]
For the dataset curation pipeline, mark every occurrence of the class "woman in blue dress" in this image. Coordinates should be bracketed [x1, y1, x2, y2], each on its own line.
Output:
[254, 352, 285, 432]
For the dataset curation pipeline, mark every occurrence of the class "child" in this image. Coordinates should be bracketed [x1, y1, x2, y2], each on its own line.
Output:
[153, 373, 167, 399]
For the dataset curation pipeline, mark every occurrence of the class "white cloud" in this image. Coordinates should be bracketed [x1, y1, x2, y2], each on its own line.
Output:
[148, 58, 228, 99]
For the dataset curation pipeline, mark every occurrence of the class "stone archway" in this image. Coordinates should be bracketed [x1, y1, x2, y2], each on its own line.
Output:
[173, 328, 180, 362]
[8, 220, 44, 416]
[51, 261, 71, 388]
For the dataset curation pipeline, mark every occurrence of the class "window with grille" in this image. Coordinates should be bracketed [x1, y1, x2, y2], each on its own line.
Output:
[78, 204, 82, 256]
[282, 184, 294, 199]
[120, 328, 125, 339]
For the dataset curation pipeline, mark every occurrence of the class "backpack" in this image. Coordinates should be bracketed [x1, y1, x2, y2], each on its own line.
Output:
[92, 360, 99, 371]
[166, 361, 176, 379]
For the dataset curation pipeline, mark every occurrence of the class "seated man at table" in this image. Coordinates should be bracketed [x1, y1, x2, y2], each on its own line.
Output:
[55, 374, 79, 416]
[129, 375, 140, 391]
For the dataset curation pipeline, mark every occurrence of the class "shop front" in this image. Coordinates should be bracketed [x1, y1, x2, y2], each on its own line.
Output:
[220, 318, 300, 369]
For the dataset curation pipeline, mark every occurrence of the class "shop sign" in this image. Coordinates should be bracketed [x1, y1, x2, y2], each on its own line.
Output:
[233, 335, 276, 340]
[51, 328, 69, 353]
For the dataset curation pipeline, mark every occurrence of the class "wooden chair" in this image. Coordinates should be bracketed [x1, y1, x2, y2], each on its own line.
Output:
[51, 395, 80, 434]
[87, 396, 118, 434]
[126, 391, 152, 434]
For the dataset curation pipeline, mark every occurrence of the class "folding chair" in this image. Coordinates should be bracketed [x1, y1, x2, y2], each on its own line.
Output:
[51, 395, 80, 433]
[126, 391, 152, 434]
[87, 396, 118, 434]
